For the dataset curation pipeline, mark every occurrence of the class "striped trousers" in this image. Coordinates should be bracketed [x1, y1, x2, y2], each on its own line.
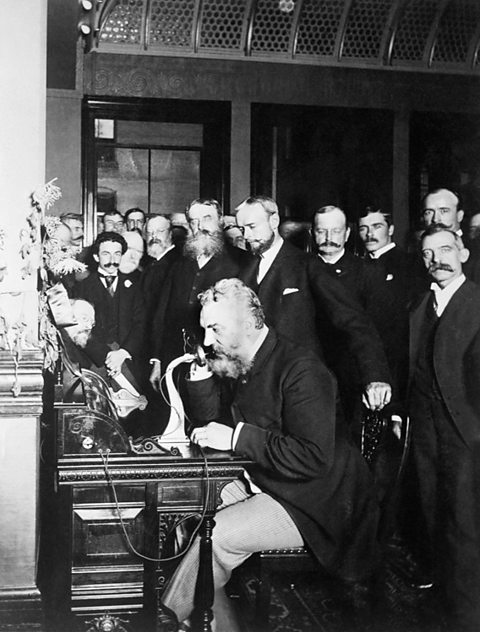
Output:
[162, 478, 303, 623]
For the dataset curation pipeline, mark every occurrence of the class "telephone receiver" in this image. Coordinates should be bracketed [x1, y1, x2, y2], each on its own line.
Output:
[182, 328, 208, 367]
[193, 344, 207, 367]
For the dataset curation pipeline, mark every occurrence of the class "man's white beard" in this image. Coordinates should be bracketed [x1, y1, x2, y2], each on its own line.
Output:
[147, 240, 166, 259]
[208, 353, 252, 380]
[184, 230, 224, 260]
[71, 329, 90, 348]
[119, 256, 141, 274]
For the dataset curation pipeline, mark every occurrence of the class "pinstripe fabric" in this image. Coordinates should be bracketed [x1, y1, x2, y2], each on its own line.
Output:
[162, 479, 303, 623]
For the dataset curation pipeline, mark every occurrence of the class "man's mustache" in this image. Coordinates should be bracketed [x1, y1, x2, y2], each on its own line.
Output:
[104, 262, 119, 268]
[365, 238, 378, 244]
[148, 238, 163, 246]
[321, 240, 342, 248]
[429, 263, 454, 273]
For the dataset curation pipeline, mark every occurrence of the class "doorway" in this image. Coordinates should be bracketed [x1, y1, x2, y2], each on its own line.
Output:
[82, 97, 230, 242]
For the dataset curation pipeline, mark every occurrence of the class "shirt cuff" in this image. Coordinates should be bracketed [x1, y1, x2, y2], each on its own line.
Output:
[232, 422, 244, 450]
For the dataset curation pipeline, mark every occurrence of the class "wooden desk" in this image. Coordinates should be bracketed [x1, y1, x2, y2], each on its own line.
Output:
[49, 368, 250, 632]
[54, 445, 249, 632]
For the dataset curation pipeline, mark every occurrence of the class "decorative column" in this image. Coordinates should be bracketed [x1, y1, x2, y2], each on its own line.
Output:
[230, 101, 251, 212]
[0, 352, 44, 629]
[392, 108, 410, 248]
[0, 0, 48, 628]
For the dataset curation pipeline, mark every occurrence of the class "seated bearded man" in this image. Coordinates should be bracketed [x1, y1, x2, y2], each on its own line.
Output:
[160, 278, 379, 630]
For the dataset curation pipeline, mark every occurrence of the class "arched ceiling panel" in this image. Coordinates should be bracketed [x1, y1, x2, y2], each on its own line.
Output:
[84, 0, 480, 75]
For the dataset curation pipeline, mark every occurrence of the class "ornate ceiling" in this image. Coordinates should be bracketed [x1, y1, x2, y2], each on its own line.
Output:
[81, 0, 480, 75]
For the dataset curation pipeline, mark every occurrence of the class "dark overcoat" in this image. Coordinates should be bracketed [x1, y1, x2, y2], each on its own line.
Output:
[188, 330, 380, 581]
[239, 240, 391, 387]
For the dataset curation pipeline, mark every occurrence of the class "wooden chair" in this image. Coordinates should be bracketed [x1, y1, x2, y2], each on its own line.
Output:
[241, 411, 411, 631]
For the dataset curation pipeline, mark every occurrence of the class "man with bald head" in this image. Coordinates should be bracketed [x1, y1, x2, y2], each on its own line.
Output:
[236, 195, 391, 412]
[58, 299, 97, 397]
[119, 230, 145, 279]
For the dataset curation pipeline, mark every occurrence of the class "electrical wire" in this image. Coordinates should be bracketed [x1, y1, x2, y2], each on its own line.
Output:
[98, 446, 211, 563]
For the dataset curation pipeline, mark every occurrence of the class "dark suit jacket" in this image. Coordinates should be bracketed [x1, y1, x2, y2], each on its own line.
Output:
[139, 246, 182, 343]
[409, 279, 480, 446]
[240, 240, 390, 387]
[72, 271, 145, 369]
[317, 250, 380, 309]
[363, 246, 417, 402]
[187, 330, 379, 580]
[464, 239, 480, 285]
[152, 244, 250, 364]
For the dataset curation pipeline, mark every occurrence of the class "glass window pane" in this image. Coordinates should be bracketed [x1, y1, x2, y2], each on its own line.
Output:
[150, 149, 200, 214]
[97, 147, 149, 213]
[116, 121, 203, 147]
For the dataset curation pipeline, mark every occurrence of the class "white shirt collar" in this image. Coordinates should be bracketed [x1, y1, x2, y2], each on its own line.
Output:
[155, 243, 175, 261]
[99, 271, 119, 292]
[369, 242, 396, 260]
[257, 235, 283, 282]
[197, 253, 213, 269]
[318, 249, 345, 264]
[430, 274, 466, 317]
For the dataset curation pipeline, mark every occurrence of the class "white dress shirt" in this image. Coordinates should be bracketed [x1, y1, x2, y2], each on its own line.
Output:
[257, 236, 284, 283]
[318, 248, 345, 264]
[368, 242, 396, 260]
[430, 274, 466, 317]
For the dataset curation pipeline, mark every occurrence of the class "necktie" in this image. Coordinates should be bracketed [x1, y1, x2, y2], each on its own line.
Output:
[256, 255, 263, 284]
[427, 289, 438, 319]
[247, 256, 261, 291]
[101, 274, 116, 296]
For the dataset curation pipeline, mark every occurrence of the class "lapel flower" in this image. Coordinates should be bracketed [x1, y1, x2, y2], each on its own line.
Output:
[124, 279, 132, 288]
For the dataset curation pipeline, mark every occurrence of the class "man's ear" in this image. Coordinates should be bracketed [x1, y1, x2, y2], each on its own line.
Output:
[457, 209, 465, 224]
[388, 224, 394, 237]
[460, 247, 470, 264]
[93, 253, 99, 263]
[345, 226, 351, 241]
[269, 213, 280, 231]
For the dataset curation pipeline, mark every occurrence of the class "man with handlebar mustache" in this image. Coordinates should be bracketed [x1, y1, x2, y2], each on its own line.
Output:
[407, 225, 480, 632]
[72, 231, 145, 383]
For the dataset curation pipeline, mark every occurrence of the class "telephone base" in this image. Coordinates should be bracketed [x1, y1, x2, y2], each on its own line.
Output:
[129, 434, 190, 457]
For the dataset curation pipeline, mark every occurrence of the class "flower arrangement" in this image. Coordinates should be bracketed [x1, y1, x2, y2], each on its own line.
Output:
[0, 179, 86, 394]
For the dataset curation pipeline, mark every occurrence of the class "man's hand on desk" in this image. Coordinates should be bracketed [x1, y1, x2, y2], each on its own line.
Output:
[190, 422, 233, 451]
[105, 349, 130, 377]
[362, 382, 392, 410]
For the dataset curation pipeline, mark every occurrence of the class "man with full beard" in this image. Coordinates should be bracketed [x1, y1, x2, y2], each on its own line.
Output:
[159, 279, 379, 630]
[149, 199, 249, 408]
[58, 299, 97, 397]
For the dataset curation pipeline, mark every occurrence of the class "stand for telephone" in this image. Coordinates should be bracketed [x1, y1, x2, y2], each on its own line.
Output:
[131, 345, 207, 457]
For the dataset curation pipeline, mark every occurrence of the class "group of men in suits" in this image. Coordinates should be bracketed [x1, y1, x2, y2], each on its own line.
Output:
[62, 187, 480, 632]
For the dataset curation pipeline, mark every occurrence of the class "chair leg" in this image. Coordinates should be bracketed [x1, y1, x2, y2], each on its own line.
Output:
[254, 565, 272, 632]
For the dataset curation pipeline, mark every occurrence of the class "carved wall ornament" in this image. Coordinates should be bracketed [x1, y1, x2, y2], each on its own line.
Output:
[85, 612, 131, 632]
